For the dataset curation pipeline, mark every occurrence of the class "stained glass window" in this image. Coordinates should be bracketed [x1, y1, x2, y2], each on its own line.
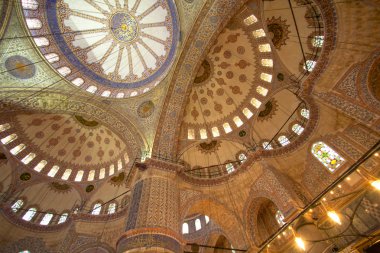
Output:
[108, 203, 116, 214]
[200, 129, 207, 139]
[11, 199, 24, 212]
[195, 218, 202, 231]
[25, 18, 42, 29]
[262, 142, 273, 150]
[256, 86, 268, 96]
[239, 153, 247, 163]
[276, 210, 286, 226]
[259, 44, 271, 52]
[242, 108, 253, 119]
[211, 127, 220, 137]
[243, 15, 257, 26]
[233, 116, 243, 127]
[311, 142, 345, 172]
[251, 98, 262, 108]
[278, 136, 290, 146]
[312, 36, 324, 47]
[252, 29, 266, 38]
[40, 213, 53, 225]
[292, 124, 304, 135]
[182, 222, 189, 234]
[22, 208, 37, 221]
[91, 203, 102, 215]
[188, 129, 195, 140]
[58, 213, 68, 224]
[301, 108, 310, 119]
[260, 73, 272, 83]
[223, 123, 232, 133]
[226, 163, 235, 173]
[261, 59, 273, 67]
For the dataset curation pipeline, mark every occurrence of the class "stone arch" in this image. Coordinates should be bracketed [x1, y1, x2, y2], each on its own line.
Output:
[73, 242, 115, 253]
[181, 194, 249, 250]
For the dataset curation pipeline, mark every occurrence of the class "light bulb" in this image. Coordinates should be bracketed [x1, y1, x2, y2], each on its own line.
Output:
[327, 211, 341, 225]
[295, 237, 306, 251]
[371, 180, 380, 190]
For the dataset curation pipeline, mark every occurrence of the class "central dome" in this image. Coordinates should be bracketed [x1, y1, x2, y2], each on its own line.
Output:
[21, 0, 180, 98]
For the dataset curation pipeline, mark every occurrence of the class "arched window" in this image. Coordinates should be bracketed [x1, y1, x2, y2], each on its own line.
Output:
[11, 199, 24, 212]
[278, 136, 290, 146]
[242, 108, 253, 119]
[40, 213, 53, 225]
[21, 153, 36, 164]
[253, 29, 266, 38]
[91, 203, 102, 215]
[292, 124, 304, 135]
[275, 210, 286, 226]
[256, 86, 268, 96]
[109, 165, 115, 176]
[19, 250, 31, 253]
[250, 98, 262, 108]
[108, 203, 116, 214]
[44, 53, 59, 63]
[303, 60, 316, 72]
[72, 77, 84, 86]
[117, 159, 123, 170]
[301, 108, 310, 119]
[57, 66, 71, 76]
[261, 59, 273, 67]
[34, 37, 49, 47]
[311, 142, 345, 172]
[0, 123, 11, 132]
[22, 0, 39, 10]
[182, 222, 189, 234]
[260, 73, 272, 83]
[10, 144, 26, 155]
[58, 213, 68, 224]
[34, 160, 47, 172]
[211, 127, 220, 137]
[116, 92, 124, 98]
[22, 208, 37, 221]
[195, 218, 202, 231]
[47, 165, 59, 177]
[101, 90, 111, 97]
[223, 123, 232, 133]
[86, 85, 97, 93]
[226, 163, 235, 174]
[74, 170, 84, 181]
[205, 215, 210, 224]
[25, 18, 42, 29]
[262, 141, 273, 150]
[312, 35, 324, 47]
[239, 153, 247, 163]
[187, 129, 195, 140]
[88, 170, 95, 181]
[1, 133, 18, 145]
[243, 15, 257, 26]
[233, 116, 243, 127]
[259, 44, 271, 52]
[99, 168, 105, 179]
[200, 129, 207, 139]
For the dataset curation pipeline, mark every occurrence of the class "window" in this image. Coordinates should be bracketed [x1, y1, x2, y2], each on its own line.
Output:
[74, 170, 84, 181]
[260, 73, 272, 83]
[1, 133, 18, 144]
[11, 199, 24, 212]
[239, 153, 247, 163]
[40, 213, 53, 225]
[143, 88, 150, 93]
[211, 127, 220, 137]
[34, 160, 47, 172]
[223, 123, 232, 133]
[99, 168, 105, 179]
[59, 172, 72, 183]
[311, 142, 345, 172]
[256, 86, 268, 96]
[22, 208, 37, 221]
[278, 136, 290, 146]
[226, 163, 235, 174]
[91, 203, 102, 215]
[242, 108, 253, 119]
[195, 218, 202, 231]
[88, 170, 95, 181]
[312, 35, 324, 47]
[19, 251, 31, 253]
[34, 37, 49, 47]
[57, 66, 71, 76]
[205, 215, 210, 224]
[72, 77, 84, 86]
[130, 91, 138, 97]
[58, 213, 68, 224]
[22, 0, 39, 10]
[276, 210, 286, 226]
[116, 92, 124, 98]
[10, 144, 26, 155]
[101, 90, 111, 97]
[262, 142, 273, 150]
[45, 53, 59, 63]
[21, 153, 36, 164]
[108, 203, 116, 214]
[233, 116, 243, 127]
[292, 124, 304, 135]
[200, 129, 207, 139]
[301, 108, 310, 119]
[25, 18, 42, 29]
[252, 29, 266, 38]
[124, 153, 129, 164]
[261, 59, 273, 67]
[0, 123, 11, 132]
[243, 15, 257, 26]
[259, 44, 271, 52]
[47, 165, 59, 177]
[86, 85, 97, 93]
[250, 98, 262, 108]
[109, 165, 115, 176]
[188, 129, 195, 140]
[182, 222, 189, 234]
[303, 60, 316, 72]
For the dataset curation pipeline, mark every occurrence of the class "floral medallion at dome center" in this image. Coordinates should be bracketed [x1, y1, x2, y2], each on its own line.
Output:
[21, 0, 180, 97]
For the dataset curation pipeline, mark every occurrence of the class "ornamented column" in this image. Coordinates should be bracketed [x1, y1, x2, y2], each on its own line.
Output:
[116, 159, 183, 253]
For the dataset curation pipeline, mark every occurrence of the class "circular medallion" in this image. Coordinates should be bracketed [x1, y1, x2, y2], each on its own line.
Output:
[137, 100, 155, 118]
[5, 56, 36, 79]
[20, 172, 31, 181]
[110, 13, 138, 42]
[86, 185, 95, 192]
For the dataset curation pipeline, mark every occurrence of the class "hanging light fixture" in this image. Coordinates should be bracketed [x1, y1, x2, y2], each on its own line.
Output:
[370, 180, 380, 191]
[327, 210, 342, 225]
